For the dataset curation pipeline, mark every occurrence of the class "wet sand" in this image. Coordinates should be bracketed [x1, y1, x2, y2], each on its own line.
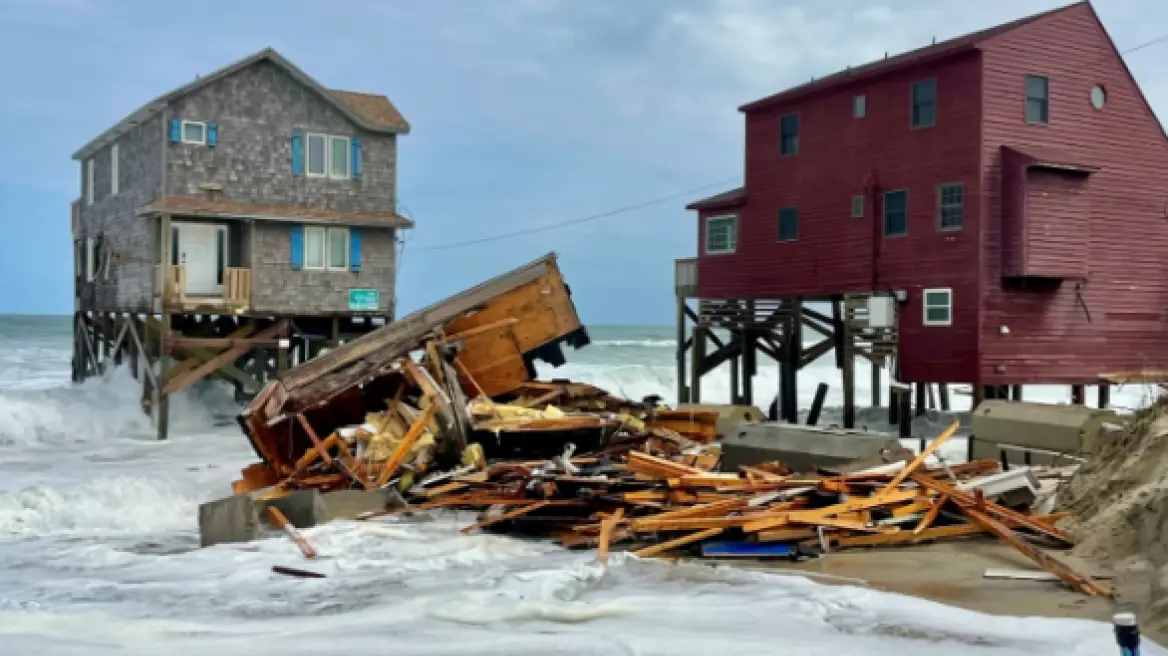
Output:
[702, 538, 1166, 646]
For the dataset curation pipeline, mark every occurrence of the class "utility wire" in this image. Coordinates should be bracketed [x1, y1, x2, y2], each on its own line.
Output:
[1123, 33, 1168, 55]
[412, 177, 740, 253]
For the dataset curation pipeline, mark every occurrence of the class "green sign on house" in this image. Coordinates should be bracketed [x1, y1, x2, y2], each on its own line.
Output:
[348, 288, 380, 312]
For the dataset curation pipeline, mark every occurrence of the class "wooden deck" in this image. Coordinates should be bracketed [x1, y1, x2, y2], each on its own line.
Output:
[164, 264, 251, 313]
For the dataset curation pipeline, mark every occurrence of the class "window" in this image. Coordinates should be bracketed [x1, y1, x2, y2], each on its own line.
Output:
[883, 190, 908, 236]
[110, 143, 119, 196]
[911, 78, 936, 128]
[1026, 75, 1049, 124]
[306, 133, 352, 179]
[851, 195, 865, 218]
[938, 183, 964, 230]
[330, 136, 350, 178]
[704, 215, 737, 254]
[777, 207, 799, 242]
[854, 94, 866, 119]
[923, 288, 952, 326]
[304, 226, 350, 269]
[779, 114, 799, 156]
[327, 227, 349, 269]
[85, 236, 96, 282]
[181, 120, 206, 145]
[85, 158, 94, 205]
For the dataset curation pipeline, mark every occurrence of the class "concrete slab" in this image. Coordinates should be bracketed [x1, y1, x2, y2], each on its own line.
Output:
[720, 422, 904, 473]
[198, 494, 260, 548]
[319, 488, 404, 523]
[256, 490, 326, 529]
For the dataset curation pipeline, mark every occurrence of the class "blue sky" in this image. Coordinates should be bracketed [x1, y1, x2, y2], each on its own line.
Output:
[0, 0, 1164, 323]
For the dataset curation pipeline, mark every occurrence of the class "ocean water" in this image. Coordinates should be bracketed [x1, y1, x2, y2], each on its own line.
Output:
[0, 315, 1159, 655]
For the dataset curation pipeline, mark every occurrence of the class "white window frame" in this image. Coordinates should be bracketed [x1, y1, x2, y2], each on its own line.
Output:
[305, 133, 352, 180]
[923, 287, 953, 327]
[85, 158, 94, 205]
[304, 226, 350, 270]
[110, 143, 119, 196]
[181, 120, 207, 145]
[851, 194, 864, 218]
[306, 133, 327, 178]
[326, 226, 350, 270]
[329, 136, 351, 179]
[854, 94, 866, 119]
[85, 236, 96, 282]
[704, 215, 737, 255]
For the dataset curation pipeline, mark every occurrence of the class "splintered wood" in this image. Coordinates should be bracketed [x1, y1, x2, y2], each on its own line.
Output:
[385, 420, 1109, 599]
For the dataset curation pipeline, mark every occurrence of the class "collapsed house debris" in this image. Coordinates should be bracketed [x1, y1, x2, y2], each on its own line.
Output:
[200, 253, 1111, 600]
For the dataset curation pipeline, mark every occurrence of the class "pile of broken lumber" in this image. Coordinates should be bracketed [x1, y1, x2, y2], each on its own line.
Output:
[378, 421, 1111, 598]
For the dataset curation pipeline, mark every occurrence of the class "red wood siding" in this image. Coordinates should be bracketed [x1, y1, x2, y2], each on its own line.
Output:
[1021, 169, 1090, 278]
[979, 4, 1168, 383]
[696, 52, 984, 382]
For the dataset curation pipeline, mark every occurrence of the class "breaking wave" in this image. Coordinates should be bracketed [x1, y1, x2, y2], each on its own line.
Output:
[0, 369, 238, 449]
[590, 339, 677, 348]
[0, 475, 202, 537]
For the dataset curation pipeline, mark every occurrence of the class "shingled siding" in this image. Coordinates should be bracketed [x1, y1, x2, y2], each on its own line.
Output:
[164, 60, 397, 213]
[249, 222, 397, 317]
[77, 113, 164, 312]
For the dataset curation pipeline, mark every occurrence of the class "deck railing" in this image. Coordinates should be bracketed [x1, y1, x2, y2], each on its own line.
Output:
[164, 264, 251, 312]
[675, 258, 698, 297]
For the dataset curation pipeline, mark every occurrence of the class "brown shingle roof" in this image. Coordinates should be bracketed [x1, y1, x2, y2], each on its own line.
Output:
[685, 187, 746, 211]
[739, 2, 1084, 113]
[330, 90, 410, 132]
[140, 196, 414, 228]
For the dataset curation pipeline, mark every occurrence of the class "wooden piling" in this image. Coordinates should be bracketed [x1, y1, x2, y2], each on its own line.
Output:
[915, 383, 927, 417]
[1011, 384, 1023, 401]
[1071, 385, 1085, 405]
[807, 382, 829, 426]
[1098, 384, 1110, 409]
[938, 383, 950, 411]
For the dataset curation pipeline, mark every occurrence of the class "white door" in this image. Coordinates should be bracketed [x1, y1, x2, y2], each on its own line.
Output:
[173, 223, 225, 295]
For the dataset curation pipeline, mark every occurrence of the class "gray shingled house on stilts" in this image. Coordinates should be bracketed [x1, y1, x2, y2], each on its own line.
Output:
[70, 47, 412, 439]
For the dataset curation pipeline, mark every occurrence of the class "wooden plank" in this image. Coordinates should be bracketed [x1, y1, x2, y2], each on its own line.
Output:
[914, 493, 949, 535]
[754, 527, 818, 543]
[461, 501, 551, 534]
[633, 528, 723, 558]
[167, 336, 286, 349]
[910, 473, 1072, 545]
[267, 506, 317, 559]
[375, 403, 438, 487]
[961, 505, 1111, 597]
[295, 414, 334, 466]
[596, 508, 625, 565]
[163, 320, 285, 396]
[827, 523, 985, 548]
[880, 420, 960, 493]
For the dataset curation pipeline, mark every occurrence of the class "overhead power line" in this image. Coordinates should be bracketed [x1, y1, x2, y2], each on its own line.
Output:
[1123, 33, 1168, 55]
[413, 177, 741, 253]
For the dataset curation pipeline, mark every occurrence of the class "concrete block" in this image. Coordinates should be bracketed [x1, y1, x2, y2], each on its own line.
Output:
[198, 494, 260, 548]
[256, 490, 326, 529]
[957, 467, 1039, 507]
[319, 488, 404, 522]
[721, 423, 904, 473]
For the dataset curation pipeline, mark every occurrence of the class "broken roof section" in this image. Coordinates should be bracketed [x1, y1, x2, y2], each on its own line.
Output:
[73, 47, 410, 161]
[274, 252, 590, 410]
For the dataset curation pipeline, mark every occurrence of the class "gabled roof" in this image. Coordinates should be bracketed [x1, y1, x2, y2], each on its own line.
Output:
[685, 187, 746, 211]
[739, 2, 1085, 113]
[73, 47, 410, 161]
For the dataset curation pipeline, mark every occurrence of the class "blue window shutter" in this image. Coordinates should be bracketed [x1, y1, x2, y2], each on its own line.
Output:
[351, 137, 361, 179]
[291, 131, 303, 176]
[349, 229, 362, 272]
[290, 225, 304, 270]
[207, 122, 218, 147]
[170, 119, 181, 143]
